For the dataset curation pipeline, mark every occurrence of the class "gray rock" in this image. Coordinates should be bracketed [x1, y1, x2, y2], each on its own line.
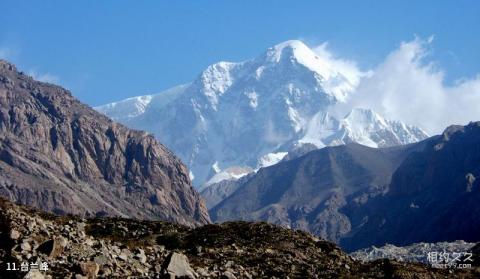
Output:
[37, 238, 64, 258]
[94, 255, 108, 266]
[57, 236, 68, 247]
[77, 222, 86, 231]
[118, 253, 128, 261]
[84, 238, 94, 246]
[79, 261, 99, 279]
[221, 270, 237, 279]
[23, 270, 45, 279]
[10, 229, 20, 240]
[27, 221, 37, 231]
[21, 241, 32, 252]
[162, 252, 196, 278]
[135, 249, 147, 264]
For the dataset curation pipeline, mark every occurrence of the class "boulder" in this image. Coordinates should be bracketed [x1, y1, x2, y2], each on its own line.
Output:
[79, 261, 100, 279]
[10, 229, 21, 240]
[162, 252, 196, 278]
[37, 237, 65, 258]
[23, 270, 45, 279]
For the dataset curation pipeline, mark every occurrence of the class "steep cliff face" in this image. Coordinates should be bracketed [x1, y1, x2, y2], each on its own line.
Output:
[0, 60, 210, 226]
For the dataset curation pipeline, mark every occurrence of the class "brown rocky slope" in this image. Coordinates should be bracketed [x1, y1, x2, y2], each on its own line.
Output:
[0, 60, 209, 226]
[1, 197, 478, 278]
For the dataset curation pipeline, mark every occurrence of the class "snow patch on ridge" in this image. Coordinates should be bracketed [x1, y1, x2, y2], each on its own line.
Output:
[199, 62, 237, 110]
[258, 152, 289, 169]
[96, 95, 153, 120]
[212, 162, 221, 174]
[299, 108, 429, 148]
[204, 166, 253, 186]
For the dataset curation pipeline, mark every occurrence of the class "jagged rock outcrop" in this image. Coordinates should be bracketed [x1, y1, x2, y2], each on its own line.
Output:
[0, 60, 210, 226]
[1, 198, 476, 278]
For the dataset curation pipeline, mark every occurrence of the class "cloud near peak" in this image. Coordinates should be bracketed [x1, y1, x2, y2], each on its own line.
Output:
[314, 37, 480, 134]
[27, 70, 60, 84]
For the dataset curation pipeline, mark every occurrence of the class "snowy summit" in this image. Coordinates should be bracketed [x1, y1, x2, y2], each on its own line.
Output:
[96, 40, 428, 186]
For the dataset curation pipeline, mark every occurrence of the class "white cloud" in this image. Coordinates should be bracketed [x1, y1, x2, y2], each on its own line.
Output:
[330, 36, 480, 134]
[28, 70, 60, 84]
[0, 46, 60, 84]
[312, 42, 370, 88]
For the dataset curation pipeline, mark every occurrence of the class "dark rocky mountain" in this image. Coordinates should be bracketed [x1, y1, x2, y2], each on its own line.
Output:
[342, 122, 480, 250]
[210, 122, 480, 250]
[200, 173, 254, 210]
[0, 60, 210, 226]
[2, 197, 477, 279]
[199, 143, 320, 210]
[210, 143, 422, 242]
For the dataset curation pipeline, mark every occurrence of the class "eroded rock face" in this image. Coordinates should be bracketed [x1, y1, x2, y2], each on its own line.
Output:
[0, 60, 210, 226]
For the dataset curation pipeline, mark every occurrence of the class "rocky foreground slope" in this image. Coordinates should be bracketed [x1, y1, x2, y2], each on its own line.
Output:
[1, 198, 478, 279]
[0, 60, 209, 226]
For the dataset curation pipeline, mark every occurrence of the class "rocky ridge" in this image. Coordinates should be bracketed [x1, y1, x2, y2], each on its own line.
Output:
[1, 198, 477, 278]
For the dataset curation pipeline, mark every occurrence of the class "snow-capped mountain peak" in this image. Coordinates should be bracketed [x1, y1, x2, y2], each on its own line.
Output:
[299, 107, 429, 149]
[96, 95, 153, 120]
[265, 40, 338, 79]
[343, 108, 390, 131]
[95, 84, 189, 123]
[191, 40, 357, 110]
[259, 40, 357, 102]
[96, 40, 428, 186]
[339, 108, 429, 148]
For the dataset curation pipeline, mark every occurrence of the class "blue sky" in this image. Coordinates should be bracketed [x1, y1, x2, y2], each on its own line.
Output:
[1, 1, 479, 106]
